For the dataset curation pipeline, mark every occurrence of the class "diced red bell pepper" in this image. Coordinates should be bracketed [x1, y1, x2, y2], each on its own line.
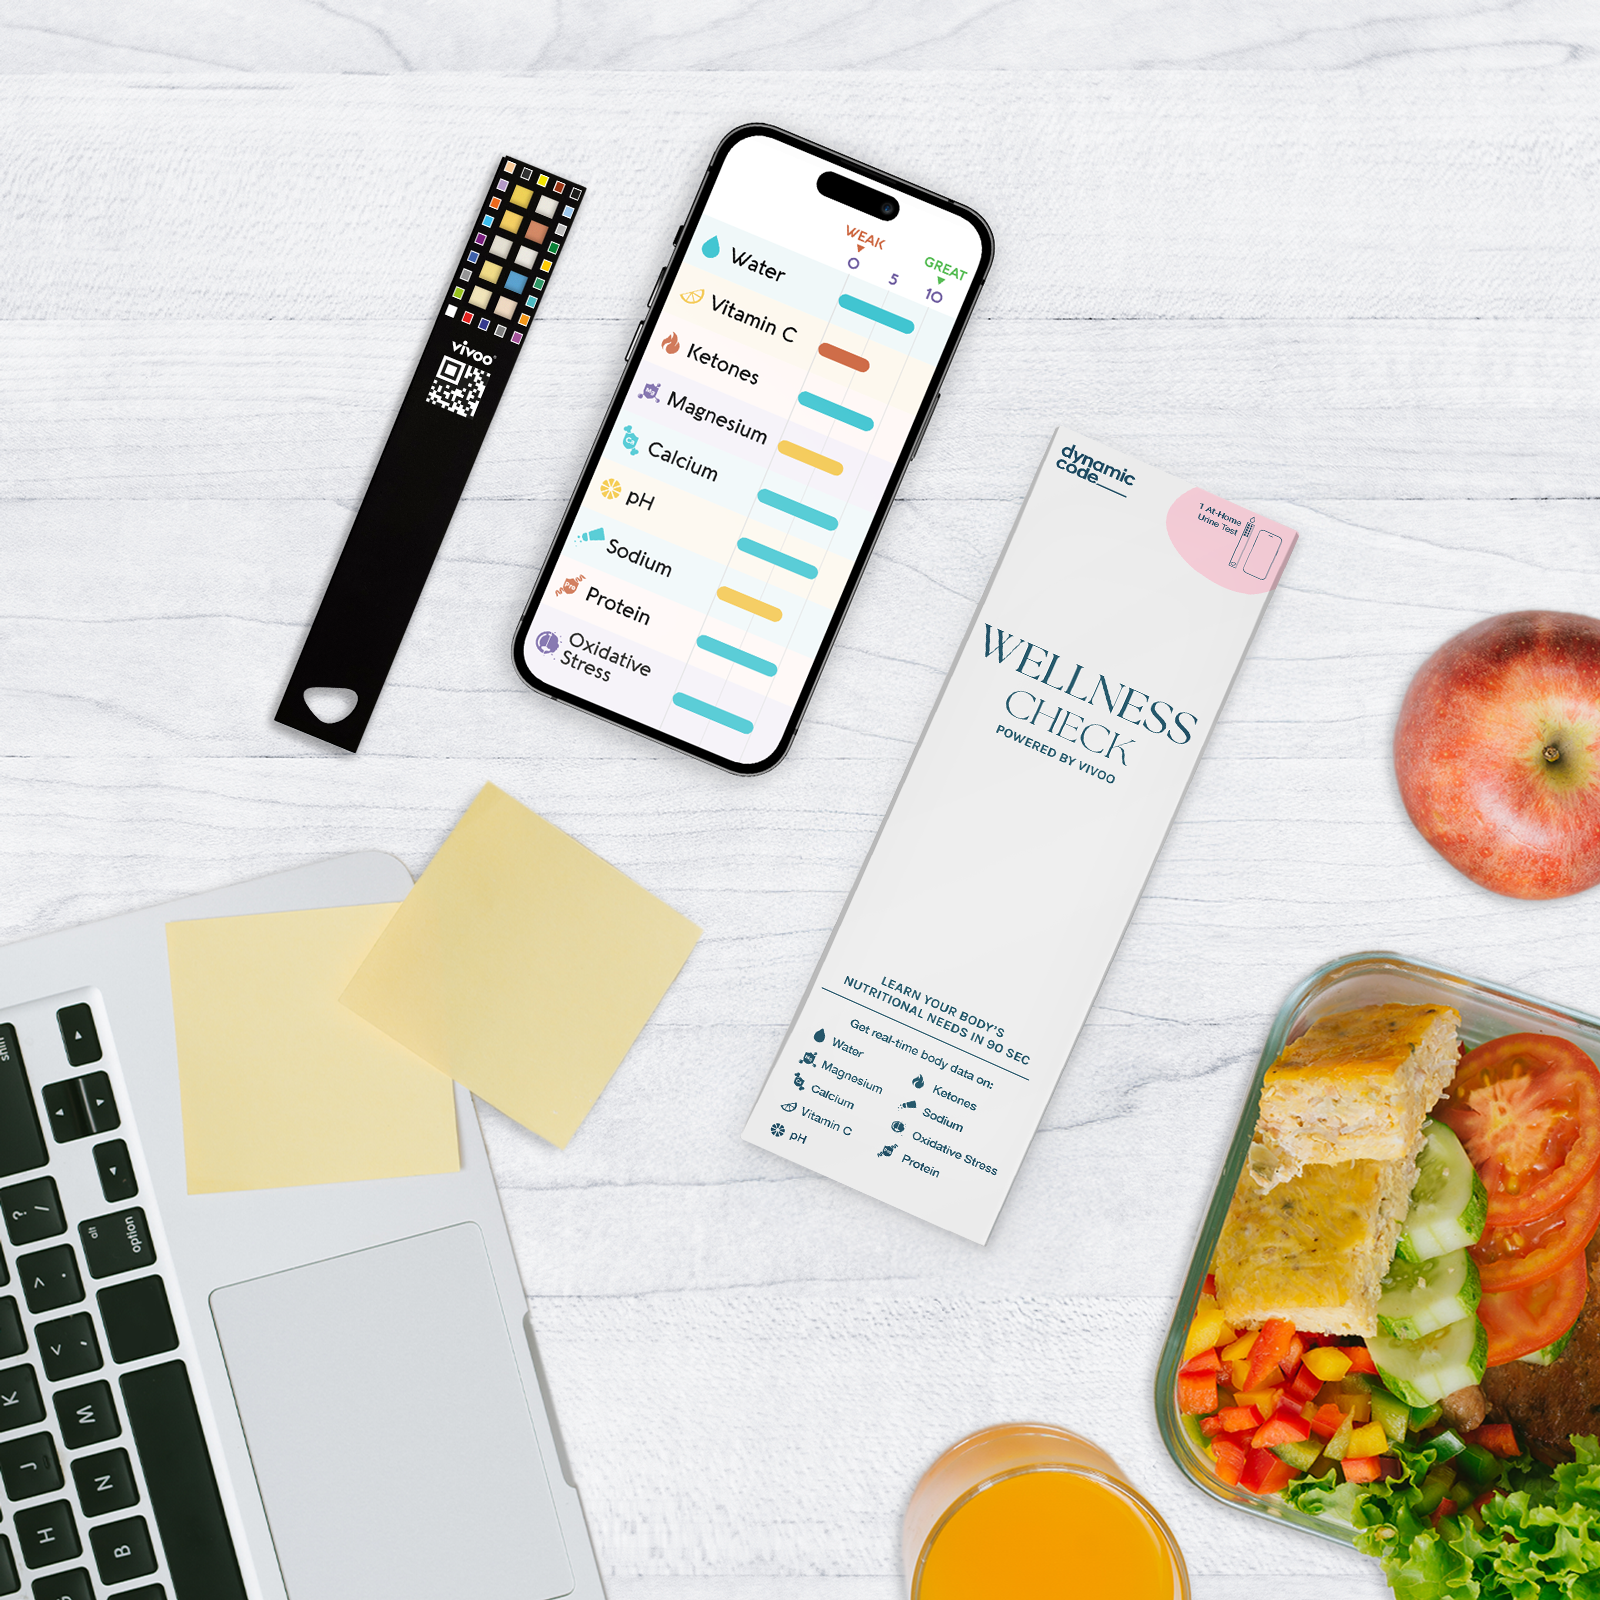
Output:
[1240, 1446, 1296, 1496]
[1430, 1498, 1458, 1527]
[1465, 1423, 1519, 1459]
[1285, 1361, 1323, 1406]
[1211, 1434, 1247, 1486]
[1277, 1333, 1306, 1381]
[1342, 1345, 1378, 1376]
[1201, 1414, 1228, 1437]
[1342, 1456, 1382, 1483]
[1244, 1318, 1297, 1392]
[1251, 1404, 1313, 1450]
[1181, 1346, 1223, 1377]
[1178, 1372, 1219, 1415]
[1471, 1490, 1500, 1517]
[1215, 1405, 1263, 1433]
[1203, 1272, 1217, 1298]
[1307, 1402, 1345, 1440]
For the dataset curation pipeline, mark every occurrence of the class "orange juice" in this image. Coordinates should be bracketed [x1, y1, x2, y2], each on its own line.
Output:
[904, 1425, 1187, 1600]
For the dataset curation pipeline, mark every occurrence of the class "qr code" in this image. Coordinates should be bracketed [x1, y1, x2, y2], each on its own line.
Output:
[426, 355, 489, 418]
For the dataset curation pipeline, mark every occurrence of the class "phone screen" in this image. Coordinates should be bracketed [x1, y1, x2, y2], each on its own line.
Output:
[518, 129, 989, 771]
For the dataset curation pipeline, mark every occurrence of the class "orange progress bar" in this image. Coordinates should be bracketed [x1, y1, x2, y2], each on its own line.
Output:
[818, 342, 870, 373]
[778, 439, 844, 476]
[717, 586, 783, 621]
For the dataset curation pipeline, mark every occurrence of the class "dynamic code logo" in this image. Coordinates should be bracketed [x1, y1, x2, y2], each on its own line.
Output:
[535, 631, 560, 654]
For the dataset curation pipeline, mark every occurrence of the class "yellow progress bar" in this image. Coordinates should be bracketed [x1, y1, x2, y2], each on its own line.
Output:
[777, 439, 844, 476]
[717, 586, 783, 621]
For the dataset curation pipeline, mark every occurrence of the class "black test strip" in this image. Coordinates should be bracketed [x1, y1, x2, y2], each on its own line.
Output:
[275, 156, 586, 752]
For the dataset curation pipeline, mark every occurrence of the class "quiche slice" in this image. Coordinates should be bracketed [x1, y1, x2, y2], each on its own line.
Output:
[1213, 1156, 1416, 1337]
[1247, 1001, 1460, 1190]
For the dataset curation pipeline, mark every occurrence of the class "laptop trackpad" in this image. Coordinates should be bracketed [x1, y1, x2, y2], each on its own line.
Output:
[211, 1224, 574, 1600]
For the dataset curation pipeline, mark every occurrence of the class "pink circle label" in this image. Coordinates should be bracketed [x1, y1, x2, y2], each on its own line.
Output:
[1166, 488, 1296, 594]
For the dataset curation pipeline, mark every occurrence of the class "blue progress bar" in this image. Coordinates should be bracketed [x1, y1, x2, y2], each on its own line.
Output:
[737, 537, 819, 579]
[697, 635, 778, 677]
[838, 293, 915, 335]
[672, 692, 754, 734]
[756, 489, 838, 531]
[797, 391, 873, 431]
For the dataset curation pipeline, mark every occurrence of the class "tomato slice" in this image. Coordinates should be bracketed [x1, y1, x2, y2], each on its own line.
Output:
[1478, 1252, 1588, 1366]
[1472, 1163, 1600, 1293]
[1436, 1033, 1600, 1226]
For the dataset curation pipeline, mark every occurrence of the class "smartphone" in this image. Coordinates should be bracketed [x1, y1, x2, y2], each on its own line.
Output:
[514, 124, 993, 774]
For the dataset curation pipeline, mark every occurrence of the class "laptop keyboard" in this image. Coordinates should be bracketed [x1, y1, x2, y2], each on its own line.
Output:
[0, 995, 246, 1600]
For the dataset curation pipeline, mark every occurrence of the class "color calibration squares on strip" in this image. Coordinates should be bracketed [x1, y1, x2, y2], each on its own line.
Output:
[440, 157, 584, 342]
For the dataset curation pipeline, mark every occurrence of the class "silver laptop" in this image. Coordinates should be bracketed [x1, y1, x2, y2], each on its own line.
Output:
[0, 852, 604, 1600]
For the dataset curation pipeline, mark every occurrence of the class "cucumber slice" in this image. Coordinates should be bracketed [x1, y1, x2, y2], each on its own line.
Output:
[1396, 1121, 1488, 1263]
[1369, 1316, 1488, 1406]
[1519, 1320, 1580, 1367]
[1377, 1248, 1481, 1340]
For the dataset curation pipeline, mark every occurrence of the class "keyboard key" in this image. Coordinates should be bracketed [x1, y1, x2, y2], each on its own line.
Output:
[30, 1569, 91, 1600]
[35, 1314, 101, 1382]
[0, 1298, 23, 1359]
[0, 1245, 7, 1287]
[16, 1246, 82, 1313]
[93, 1141, 137, 1203]
[78, 1210, 154, 1280]
[78, 1073, 119, 1134]
[1, 1178, 65, 1247]
[70, 1447, 138, 1518]
[97, 1278, 176, 1365]
[106, 1590, 163, 1600]
[90, 1517, 155, 1586]
[0, 1026, 47, 1180]
[53, 1382, 119, 1449]
[40, 1083, 87, 1145]
[0, 1535, 14, 1596]
[56, 1005, 101, 1068]
[0, 1432, 62, 1500]
[0, 1365, 44, 1432]
[12, 1500, 79, 1569]
[121, 1363, 246, 1600]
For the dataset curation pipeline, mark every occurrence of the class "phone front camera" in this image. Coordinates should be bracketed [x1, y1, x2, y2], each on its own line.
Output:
[880, 200, 894, 216]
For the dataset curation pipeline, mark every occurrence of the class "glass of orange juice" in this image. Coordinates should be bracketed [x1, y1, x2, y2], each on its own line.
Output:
[903, 1424, 1189, 1599]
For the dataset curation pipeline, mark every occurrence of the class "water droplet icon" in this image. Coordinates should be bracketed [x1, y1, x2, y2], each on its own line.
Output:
[702, 235, 720, 258]
[813, 1028, 825, 1042]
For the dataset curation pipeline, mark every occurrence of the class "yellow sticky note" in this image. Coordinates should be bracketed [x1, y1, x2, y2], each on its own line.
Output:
[167, 904, 460, 1194]
[340, 784, 701, 1147]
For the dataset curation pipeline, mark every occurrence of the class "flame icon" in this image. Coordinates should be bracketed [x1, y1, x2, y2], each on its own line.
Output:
[554, 573, 586, 596]
[661, 332, 679, 354]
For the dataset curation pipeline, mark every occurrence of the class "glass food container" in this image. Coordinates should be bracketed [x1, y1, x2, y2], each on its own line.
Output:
[1154, 949, 1600, 1545]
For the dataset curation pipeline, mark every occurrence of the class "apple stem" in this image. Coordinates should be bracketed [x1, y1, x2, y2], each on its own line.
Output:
[1545, 744, 1563, 763]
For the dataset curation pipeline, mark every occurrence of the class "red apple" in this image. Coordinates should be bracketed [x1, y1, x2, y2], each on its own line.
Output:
[1395, 610, 1600, 899]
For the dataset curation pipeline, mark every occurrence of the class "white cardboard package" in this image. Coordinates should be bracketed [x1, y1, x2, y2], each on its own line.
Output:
[741, 428, 1298, 1243]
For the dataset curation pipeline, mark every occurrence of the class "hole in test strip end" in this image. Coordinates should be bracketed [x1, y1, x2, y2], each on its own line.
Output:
[303, 687, 359, 724]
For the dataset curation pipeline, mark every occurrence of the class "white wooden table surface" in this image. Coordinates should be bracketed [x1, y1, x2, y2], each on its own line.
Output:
[4, 7, 1599, 1596]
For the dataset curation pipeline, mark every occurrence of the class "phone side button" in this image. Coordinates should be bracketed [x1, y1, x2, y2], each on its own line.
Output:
[908, 392, 941, 460]
[673, 225, 684, 246]
[623, 320, 644, 364]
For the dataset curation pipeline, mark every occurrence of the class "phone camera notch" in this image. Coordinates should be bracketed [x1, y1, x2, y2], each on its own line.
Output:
[817, 169, 900, 223]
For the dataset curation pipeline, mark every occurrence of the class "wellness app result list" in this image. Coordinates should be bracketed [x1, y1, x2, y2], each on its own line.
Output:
[527, 220, 952, 761]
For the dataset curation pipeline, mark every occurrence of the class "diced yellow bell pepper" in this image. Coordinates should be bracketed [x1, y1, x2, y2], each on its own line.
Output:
[1183, 1297, 1229, 1363]
[1303, 1347, 1353, 1382]
[1346, 1422, 1388, 1459]
[1234, 1387, 1282, 1416]
[1341, 1396, 1372, 1425]
[1229, 1358, 1252, 1390]
[1221, 1329, 1259, 1362]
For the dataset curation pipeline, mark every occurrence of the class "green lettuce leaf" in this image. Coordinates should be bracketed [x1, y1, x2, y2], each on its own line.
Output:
[1283, 1435, 1600, 1600]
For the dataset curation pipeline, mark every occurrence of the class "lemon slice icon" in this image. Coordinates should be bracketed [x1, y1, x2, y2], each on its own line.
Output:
[680, 287, 705, 304]
[600, 478, 622, 499]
